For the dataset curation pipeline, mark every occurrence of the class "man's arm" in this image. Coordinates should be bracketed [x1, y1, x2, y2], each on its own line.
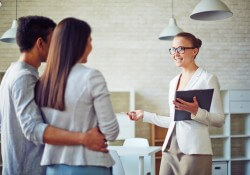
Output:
[44, 127, 108, 152]
[12, 74, 107, 152]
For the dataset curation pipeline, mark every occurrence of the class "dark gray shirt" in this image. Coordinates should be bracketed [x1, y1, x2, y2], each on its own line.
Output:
[0, 61, 48, 175]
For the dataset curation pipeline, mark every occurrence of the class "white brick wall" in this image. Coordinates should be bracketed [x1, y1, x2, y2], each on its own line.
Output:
[0, 0, 250, 140]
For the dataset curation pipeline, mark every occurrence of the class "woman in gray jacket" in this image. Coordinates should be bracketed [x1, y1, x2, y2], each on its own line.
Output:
[35, 17, 119, 175]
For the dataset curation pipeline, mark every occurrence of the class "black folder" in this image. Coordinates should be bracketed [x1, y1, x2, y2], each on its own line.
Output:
[174, 89, 214, 121]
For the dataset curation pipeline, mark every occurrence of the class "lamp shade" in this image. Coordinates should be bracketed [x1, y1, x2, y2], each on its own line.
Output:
[0, 20, 17, 43]
[190, 0, 233, 21]
[159, 18, 183, 40]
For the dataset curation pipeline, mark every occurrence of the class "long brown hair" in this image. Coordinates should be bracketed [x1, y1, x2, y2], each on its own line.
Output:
[35, 17, 91, 110]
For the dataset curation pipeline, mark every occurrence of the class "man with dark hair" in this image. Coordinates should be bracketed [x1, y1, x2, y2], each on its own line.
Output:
[0, 16, 108, 175]
[16, 16, 55, 53]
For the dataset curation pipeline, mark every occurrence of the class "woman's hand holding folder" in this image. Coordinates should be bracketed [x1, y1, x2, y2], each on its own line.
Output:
[173, 96, 199, 116]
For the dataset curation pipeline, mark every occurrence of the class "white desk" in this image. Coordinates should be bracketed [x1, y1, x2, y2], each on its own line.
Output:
[109, 146, 161, 175]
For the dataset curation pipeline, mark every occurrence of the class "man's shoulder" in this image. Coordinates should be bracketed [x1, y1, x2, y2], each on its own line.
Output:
[10, 62, 37, 80]
[4, 63, 37, 90]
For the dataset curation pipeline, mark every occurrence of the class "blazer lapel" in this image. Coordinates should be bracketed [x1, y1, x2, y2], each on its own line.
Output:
[171, 74, 181, 99]
[184, 67, 203, 90]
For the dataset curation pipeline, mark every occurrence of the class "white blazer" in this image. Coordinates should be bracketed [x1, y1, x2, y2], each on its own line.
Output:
[143, 67, 225, 155]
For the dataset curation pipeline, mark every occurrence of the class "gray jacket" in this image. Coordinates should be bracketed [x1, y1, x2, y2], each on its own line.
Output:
[40, 64, 119, 167]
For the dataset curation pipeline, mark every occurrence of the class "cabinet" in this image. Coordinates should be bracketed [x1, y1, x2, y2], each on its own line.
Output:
[212, 161, 228, 175]
[209, 90, 250, 175]
[110, 89, 135, 140]
[151, 124, 168, 175]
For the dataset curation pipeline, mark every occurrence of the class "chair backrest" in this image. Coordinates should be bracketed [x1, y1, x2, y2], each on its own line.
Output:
[109, 150, 126, 175]
[123, 138, 149, 147]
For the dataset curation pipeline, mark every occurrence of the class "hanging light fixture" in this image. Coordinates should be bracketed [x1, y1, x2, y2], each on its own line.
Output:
[159, 0, 183, 40]
[190, 0, 233, 21]
[0, 0, 18, 43]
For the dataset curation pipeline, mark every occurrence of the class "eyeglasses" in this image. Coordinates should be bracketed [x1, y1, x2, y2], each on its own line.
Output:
[169, 46, 195, 55]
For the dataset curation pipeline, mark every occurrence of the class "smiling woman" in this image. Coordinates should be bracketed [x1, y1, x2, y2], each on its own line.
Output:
[127, 32, 225, 175]
[170, 33, 202, 70]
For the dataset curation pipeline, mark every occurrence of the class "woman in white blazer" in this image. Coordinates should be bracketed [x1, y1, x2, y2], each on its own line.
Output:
[35, 18, 119, 175]
[128, 32, 224, 175]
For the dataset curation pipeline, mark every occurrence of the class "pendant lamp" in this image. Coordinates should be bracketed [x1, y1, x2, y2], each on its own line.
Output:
[0, 0, 18, 43]
[159, 0, 183, 40]
[190, 0, 233, 21]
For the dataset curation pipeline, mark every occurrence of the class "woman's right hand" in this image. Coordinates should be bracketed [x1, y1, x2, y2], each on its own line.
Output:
[127, 110, 144, 121]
